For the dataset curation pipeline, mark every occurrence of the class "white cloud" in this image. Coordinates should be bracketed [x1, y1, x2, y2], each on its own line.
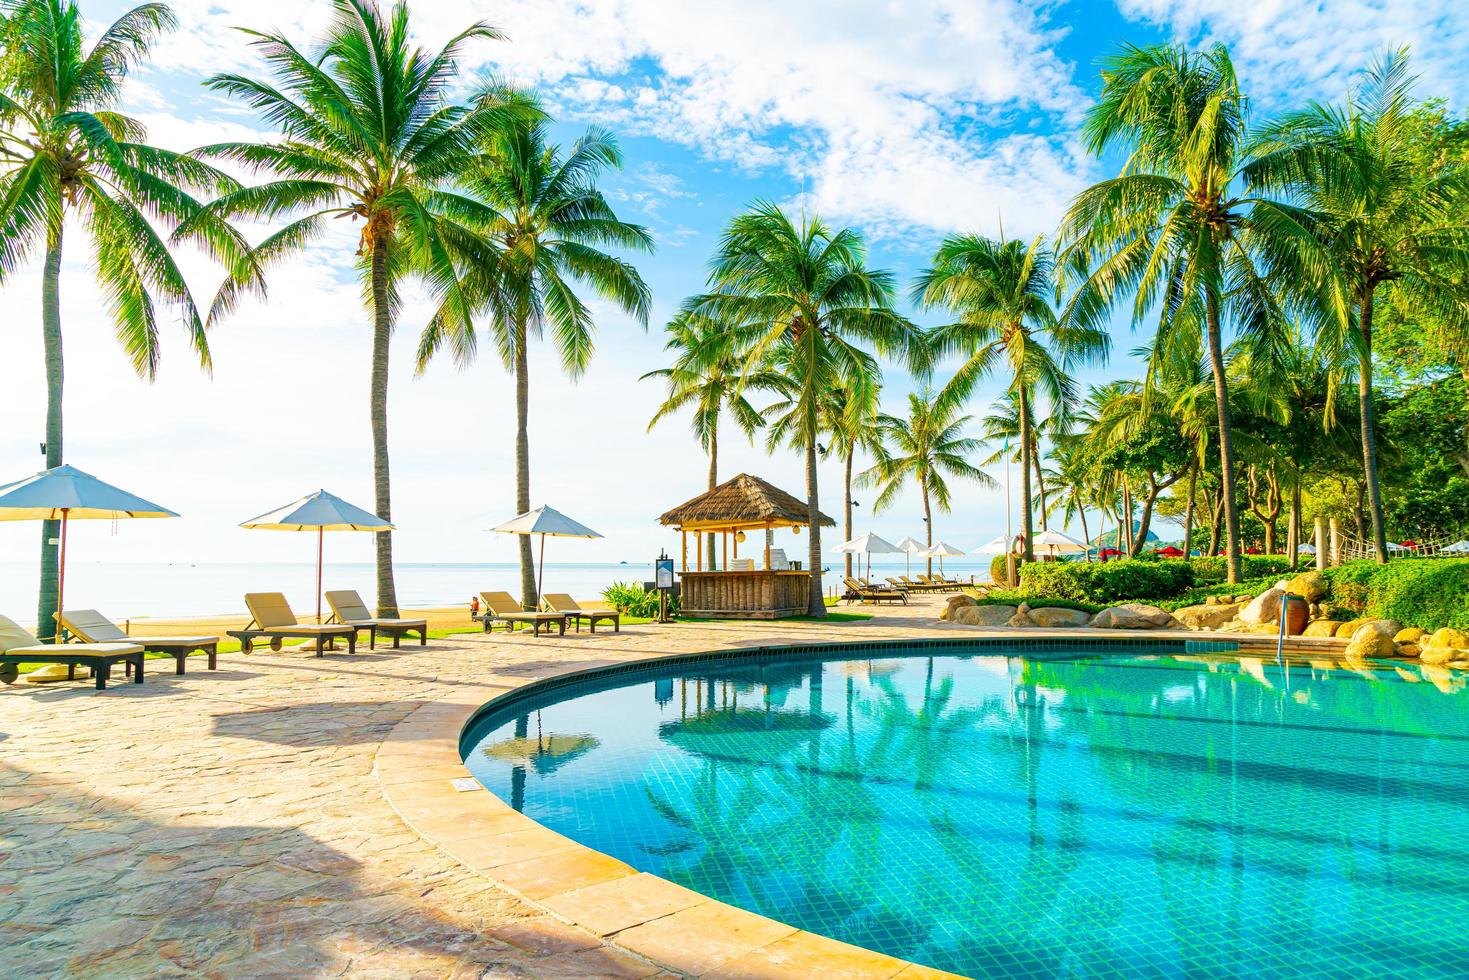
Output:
[1115, 0, 1469, 109]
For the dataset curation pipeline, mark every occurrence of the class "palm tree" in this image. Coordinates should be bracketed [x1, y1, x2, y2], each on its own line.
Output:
[417, 117, 652, 607]
[858, 391, 991, 576]
[1245, 50, 1469, 562]
[684, 203, 921, 617]
[914, 234, 1108, 564]
[1059, 42, 1305, 584]
[0, 0, 243, 639]
[198, 0, 516, 615]
[644, 312, 776, 569]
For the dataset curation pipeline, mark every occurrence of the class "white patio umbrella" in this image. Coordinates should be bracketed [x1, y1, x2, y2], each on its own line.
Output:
[1386, 541, 1409, 553]
[1442, 540, 1469, 554]
[1031, 528, 1088, 559]
[833, 532, 902, 580]
[920, 541, 966, 577]
[241, 489, 393, 623]
[971, 535, 1011, 555]
[893, 536, 925, 577]
[490, 505, 602, 602]
[0, 465, 178, 637]
[1297, 542, 1317, 555]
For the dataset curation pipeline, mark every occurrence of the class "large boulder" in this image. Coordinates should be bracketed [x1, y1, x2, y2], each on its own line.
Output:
[1239, 584, 1287, 625]
[1174, 602, 1244, 630]
[1426, 627, 1469, 650]
[1286, 570, 1328, 603]
[1345, 622, 1397, 659]
[1303, 620, 1343, 638]
[1028, 606, 1093, 628]
[1091, 603, 1180, 630]
[1420, 646, 1456, 666]
[1007, 602, 1034, 627]
[939, 594, 978, 622]
[951, 605, 1017, 628]
[1335, 618, 1376, 639]
[1395, 627, 1425, 644]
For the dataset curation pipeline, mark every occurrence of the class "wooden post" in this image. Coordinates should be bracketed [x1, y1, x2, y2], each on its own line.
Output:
[696, 532, 703, 570]
[1329, 518, 1341, 567]
[681, 530, 688, 571]
[1314, 518, 1326, 571]
[764, 522, 772, 569]
[733, 531, 739, 560]
[722, 531, 729, 569]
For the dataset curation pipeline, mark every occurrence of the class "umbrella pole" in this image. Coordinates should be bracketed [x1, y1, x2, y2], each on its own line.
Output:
[55, 508, 69, 639]
[317, 526, 324, 624]
[537, 533, 546, 609]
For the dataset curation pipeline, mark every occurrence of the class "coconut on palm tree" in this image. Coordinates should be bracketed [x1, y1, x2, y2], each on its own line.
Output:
[1059, 42, 1310, 583]
[416, 117, 652, 608]
[196, 0, 519, 615]
[1245, 49, 1469, 562]
[914, 233, 1107, 564]
[857, 391, 991, 576]
[684, 203, 922, 617]
[644, 312, 777, 569]
[0, 0, 245, 639]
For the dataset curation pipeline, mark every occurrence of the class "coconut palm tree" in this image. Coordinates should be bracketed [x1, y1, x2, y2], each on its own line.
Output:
[644, 312, 778, 569]
[857, 391, 991, 576]
[0, 0, 244, 639]
[1245, 49, 1469, 562]
[684, 202, 922, 616]
[914, 234, 1108, 564]
[197, 0, 518, 615]
[1058, 42, 1309, 583]
[416, 118, 652, 608]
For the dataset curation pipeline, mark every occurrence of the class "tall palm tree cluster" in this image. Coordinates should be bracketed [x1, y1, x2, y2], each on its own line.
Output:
[1, 0, 650, 637]
[648, 43, 1469, 612]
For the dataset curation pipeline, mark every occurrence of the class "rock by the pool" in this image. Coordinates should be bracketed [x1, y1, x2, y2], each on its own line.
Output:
[1427, 627, 1469, 650]
[1090, 603, 1179, 629]
[1345, 622, 1397, 659]
[1395, 627, 1425, 644]
[939, 594, 978, 622]
[1239, 584, 1287, 625]
[1007, 602, 1034, 627]
[1302, 620, 1343, 638]
[1285, 570, 1328, 602]
[1027, 606, 1093, 628]
[1335, 617, 1375, 638]
[951, 605, 1018, 627]
[1174, 602, 1243, 630]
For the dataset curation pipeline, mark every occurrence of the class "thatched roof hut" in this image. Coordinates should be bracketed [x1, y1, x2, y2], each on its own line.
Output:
[659, 473, 835, 531]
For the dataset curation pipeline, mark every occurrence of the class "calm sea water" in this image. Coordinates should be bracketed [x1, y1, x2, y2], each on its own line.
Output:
[463, 646, 1469, 977]
[0, 559, 991, 623]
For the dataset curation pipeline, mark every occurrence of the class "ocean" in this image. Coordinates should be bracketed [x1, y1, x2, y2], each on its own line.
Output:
[0, 558, 993, 623]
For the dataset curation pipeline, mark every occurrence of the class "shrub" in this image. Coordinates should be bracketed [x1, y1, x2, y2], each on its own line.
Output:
[1017, 558, 1195, 605]
[1322, 558, 1469, 630]
[1189, 555, 1294, 584]
[602, 581, 677, 618]
[988, 554, 1014, 586]
[976, 590, 1104, 614]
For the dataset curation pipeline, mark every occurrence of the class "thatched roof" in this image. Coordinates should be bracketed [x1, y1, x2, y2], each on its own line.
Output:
[659, 473, 835, 530]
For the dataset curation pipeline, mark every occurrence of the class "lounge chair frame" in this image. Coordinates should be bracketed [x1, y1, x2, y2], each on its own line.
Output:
[842, 577, 908, 605]
[57, 610, 219, 675]
[542, 594, 621, 633]
[227, 593, 359, 656]
[324, 591, 428, 650]
[0, 615, 144, 690]
[478, 592, 569, 637]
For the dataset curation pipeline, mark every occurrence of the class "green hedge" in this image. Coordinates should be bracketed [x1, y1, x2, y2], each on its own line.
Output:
[1017, 559, 1195, 604]
[1189, 555, 1295, 584]
[1322, 559, 1469, 631]
[974, 590, 1104, 614]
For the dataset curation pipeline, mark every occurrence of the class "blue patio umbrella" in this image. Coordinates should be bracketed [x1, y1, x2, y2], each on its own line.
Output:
[0, 465, 178, 637]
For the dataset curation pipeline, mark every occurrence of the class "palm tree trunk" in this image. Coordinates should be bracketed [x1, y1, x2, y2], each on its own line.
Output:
[1121, 478, 1133, 554]
[515, 320, 537, 606]
[1287, 477, 1302, 570]
[1182, 461, 1197, 560]
[1078, 496, 1092, 562]
[921, 474, 933, 578]
[1209, 491, 1224, 556]
[369, 238, 400, 617]
[804, 440, 825, 617]
[1033, 436, 1049, 530]
[843, 449, 854, 580]
[1206, 294, 1243, 583]
[36, 230, 64, 642]
[1356, 286, 1389, 563]
[1017, 386, 1035, 563]
[707, 421, 718, 571]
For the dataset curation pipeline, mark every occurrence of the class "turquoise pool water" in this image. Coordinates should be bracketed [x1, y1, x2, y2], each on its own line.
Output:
[461, 644, 1469, 977]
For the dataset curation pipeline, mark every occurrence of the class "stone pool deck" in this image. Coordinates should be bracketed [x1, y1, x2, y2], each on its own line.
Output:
[0, 598, 1341, 977]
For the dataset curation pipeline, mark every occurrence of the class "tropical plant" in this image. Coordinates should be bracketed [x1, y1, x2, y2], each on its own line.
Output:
[683, 202, 923, 616]
[0, 0, 243, 638]
[417, 118, 652, 608]
[1245, 49, 1469, 563]
[914, 234, 1108, 563]
[194, 0, 518, 615]
[1059, 42, 1305, 583]
[644, 311, 777, 569]
[857, 391, 991, 575]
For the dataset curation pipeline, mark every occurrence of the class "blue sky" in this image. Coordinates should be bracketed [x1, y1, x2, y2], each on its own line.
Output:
[2, 0, 1467, 571]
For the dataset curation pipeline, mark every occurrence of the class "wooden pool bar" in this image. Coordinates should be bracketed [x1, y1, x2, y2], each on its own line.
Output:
[659, 473, 835, 621]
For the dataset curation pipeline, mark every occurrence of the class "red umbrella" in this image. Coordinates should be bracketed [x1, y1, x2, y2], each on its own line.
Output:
[1156, 546, 1185, 557]
[1402, 539, 1418, 549]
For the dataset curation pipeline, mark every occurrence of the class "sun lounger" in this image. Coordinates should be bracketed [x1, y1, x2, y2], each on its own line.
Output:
[228, 593, 358, 656]
[325, 590, 427, 650]
[542, 593, 620, 633]
[898, 575, 946, 592]
[479, 592, 569, 637]
[917, 574, 960, 591]
[0, 614, 144, 690]
[57, 609, 219, 674]
[842, 577, 907, 605]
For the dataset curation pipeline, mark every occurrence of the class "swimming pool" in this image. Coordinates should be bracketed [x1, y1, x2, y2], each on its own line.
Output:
[461, 643, 1469, 977]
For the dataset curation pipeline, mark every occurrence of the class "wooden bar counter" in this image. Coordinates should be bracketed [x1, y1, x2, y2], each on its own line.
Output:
[677, 569, 812, 619]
